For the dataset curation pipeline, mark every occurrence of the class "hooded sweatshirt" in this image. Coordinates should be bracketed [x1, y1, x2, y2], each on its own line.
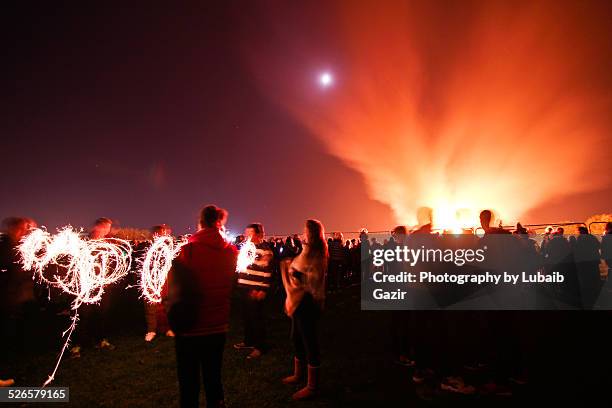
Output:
[168, 228, 237, 336]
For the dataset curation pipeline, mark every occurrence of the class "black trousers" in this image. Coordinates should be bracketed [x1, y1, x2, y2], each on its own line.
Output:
[291, 293, 321, 366]
[327, 260, 342, 290]
[175, 333, 226, 408]
[241, 289, 267, 350]
[74, 299, 110, 346]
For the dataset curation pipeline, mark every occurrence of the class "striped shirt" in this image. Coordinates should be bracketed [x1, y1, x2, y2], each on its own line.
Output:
[237, 242, 275, 291]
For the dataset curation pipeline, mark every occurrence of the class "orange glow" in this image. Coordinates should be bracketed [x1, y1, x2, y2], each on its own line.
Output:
[248, 2, 612, 229]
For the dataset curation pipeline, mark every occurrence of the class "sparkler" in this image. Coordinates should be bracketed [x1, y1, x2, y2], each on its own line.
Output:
[18, 226, 132, 386]
[236, 238, 257, 272]
[139, 235, 188, 304]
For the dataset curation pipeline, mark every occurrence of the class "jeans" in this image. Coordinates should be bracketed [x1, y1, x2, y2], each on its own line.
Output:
[145, 301, 169, 333]
[175, 333, 226, 408]
[241, 289, 267, 350]
[291, 293, 321, 366]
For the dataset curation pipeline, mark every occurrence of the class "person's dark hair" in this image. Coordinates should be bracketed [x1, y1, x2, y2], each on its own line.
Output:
[305, 219, 328, 260]
[2, 217, 24, 231]
[246, 223, 265, 237]
[578, 226, 588, 234]
[606, 222, 612, 234]
[556, 227, 564, 235]
[515, 223, 528, 235]
[94, 217, 112, 226]
[392, 225, 408, 236]
[151, 224, 170, 235]
[479, 210, 493, 229]
[199, 205, 227, 229]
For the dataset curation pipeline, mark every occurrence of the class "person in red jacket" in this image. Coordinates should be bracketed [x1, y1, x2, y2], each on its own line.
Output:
[167, 205, 237, 408]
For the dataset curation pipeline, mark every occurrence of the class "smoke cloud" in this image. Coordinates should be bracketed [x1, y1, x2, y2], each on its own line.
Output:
[245, 1, 612, 228]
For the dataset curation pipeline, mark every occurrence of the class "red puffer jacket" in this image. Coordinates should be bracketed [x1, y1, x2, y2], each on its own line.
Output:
[168, 228, 237, 336]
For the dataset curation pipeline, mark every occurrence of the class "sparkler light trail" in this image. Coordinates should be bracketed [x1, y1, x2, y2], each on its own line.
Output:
[18, 226, 132, 386]
[139, 235, 188, 304]
[236, 237, 257, 273]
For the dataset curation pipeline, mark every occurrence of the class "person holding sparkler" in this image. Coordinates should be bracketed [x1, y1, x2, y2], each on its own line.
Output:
[166, 205, 237, 408]
[70, 217, 115, 358]
[280, 219, 328, 400]
[0, 217, 37, 387]
[143, 224, 175, 342]
[234, 223, 275, 359]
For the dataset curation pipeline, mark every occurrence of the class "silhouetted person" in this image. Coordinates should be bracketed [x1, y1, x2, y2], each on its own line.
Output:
[328, 232, 346, 292]
[546, 227, 580, 307]
[0, 217, 36, 386]
[167, 205, 237, 408]
[602, 222, 612, 271]
[573, 226, 601, 308]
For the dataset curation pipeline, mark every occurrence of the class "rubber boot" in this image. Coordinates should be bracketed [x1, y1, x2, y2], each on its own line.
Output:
[292, 365, 320, 400]
[282, 357, 304, 385]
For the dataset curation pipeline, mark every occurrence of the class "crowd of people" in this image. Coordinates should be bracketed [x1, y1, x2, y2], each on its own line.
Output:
[0, 207, 611, 405]
[377, 212, 612, 396]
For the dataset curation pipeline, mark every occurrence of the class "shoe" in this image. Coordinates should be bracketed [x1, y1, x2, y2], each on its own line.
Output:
[412, 368, 434, 384]
[292, 365, 320, 400]
[99, 339, 115, 350]
[0, 378, 15, 387]
[509, 375, 528, 385]
[441, 376, 476, 395]
[481, 381, 512, 397]
[396, 356, 416, 367]
[464, 361, 488, 372]
[165, 330, 175, 337]
[233, 342, 254, 350]
[412, 370, 425, 384]
[145, 332, 156, 342]
[70, 345, 81, 359]
[282, 357, 304, 385]
[246, 349, 262, 360]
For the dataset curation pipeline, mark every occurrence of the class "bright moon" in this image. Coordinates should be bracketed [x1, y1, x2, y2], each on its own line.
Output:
[319, 72, 333, 87]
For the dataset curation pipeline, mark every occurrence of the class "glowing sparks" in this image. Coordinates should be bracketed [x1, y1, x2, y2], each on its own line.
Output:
[19, 227, 133, 306]
[18, 226, 132, 386]
[236, 238, 257, 272]
[140, 235, 188, 304]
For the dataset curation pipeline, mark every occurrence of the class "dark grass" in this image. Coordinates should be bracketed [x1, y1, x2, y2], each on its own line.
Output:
[6, 286, 612, 407]
[10, 286, 425, 407]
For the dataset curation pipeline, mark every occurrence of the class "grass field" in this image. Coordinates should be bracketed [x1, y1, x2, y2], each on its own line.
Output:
[5, 285, 611, 407]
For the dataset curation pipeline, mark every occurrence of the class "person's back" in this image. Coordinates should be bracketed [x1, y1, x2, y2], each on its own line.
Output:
[167, 205, 237, 408]
[174, 227, 237, 336]
[603, 226, 612, 265]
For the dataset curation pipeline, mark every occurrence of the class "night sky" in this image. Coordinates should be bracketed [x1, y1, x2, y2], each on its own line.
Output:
[2, 1, 610, 235]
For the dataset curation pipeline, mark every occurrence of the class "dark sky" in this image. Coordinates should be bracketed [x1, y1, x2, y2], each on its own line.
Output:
[1, 2, 610, 235]
[1, 2, 394, 235]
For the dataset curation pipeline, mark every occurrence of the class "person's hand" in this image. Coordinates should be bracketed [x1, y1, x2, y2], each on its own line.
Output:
[255, 290, 266, 301]
[249, 289, 266, 300]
